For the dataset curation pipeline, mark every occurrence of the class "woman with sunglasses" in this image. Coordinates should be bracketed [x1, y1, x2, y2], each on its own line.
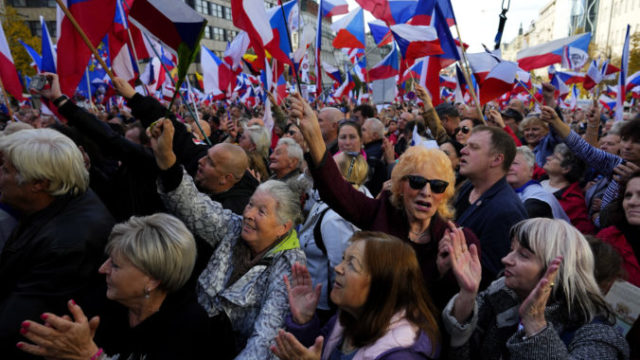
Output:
[289, 94, 479, 310]
[455, 119, 478, 145]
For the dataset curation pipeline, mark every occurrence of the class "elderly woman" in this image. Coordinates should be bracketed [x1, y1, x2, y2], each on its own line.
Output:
[298, 152, 371, 323]
[442, 218, 629, 359]
[289, 94, 478, 310]
[272, 232, 441, 360]
[150, 119, 306, 359]
[18, 213, 211, 359]
[597, 171, 640, 287]
[541, 143, 595, 234]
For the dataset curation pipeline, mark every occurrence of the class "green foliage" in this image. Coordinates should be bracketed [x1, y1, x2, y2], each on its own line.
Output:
[1, 6, 41, 77]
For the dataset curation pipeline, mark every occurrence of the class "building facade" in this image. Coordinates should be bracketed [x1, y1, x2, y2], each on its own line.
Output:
[4, 0, 56, 37]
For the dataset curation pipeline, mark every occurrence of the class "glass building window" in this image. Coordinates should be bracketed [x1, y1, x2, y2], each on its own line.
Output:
[195, 0, 207, 14]
[212, 27, 225, 41]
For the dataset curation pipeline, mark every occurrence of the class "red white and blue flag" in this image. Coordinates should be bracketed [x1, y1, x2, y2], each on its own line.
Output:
[331, 8, 366, 49]
[583, 59, 602, 91]
[479, 60, 520, 105]
[368, 43, 399, 81]
[266, 0, 298, 66]
[561, 45, 588, 71]
[368, 20, 392, 47]
[516, 32, 591, 71]
[320, 0, 349, 17]
[228, 0, 272, 68]
[389, 24, 442, 61]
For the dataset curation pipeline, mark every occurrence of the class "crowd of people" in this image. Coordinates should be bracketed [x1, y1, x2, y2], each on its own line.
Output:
[0, 71, 637, 359]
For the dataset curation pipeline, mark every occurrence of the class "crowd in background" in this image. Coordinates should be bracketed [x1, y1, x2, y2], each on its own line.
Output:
[0, 72, 637, 359]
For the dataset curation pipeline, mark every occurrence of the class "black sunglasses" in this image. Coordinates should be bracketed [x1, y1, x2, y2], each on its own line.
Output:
[460, 126, 471, 134]
[403, 175, 449, 193]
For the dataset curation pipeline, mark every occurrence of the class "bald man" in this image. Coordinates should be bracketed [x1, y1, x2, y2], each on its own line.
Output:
[317, 107, 343, 155]
[195, 143, 258, 215]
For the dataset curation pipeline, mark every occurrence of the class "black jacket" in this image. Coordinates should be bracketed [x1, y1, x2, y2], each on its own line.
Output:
[364, 139, 388, 197]
[58, 100, 165, 221]
[0, 190, 115, 358]
[211, 170, 259, 215]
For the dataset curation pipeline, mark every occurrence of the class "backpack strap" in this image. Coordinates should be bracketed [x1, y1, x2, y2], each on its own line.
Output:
[313, 208, 331, 256]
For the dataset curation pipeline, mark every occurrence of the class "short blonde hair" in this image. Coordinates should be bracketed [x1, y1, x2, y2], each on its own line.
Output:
[389, 147, 455, 219]
[0, 128, 88, 196]
[106, 213, 197, 293]
[519, 115, 549, 132]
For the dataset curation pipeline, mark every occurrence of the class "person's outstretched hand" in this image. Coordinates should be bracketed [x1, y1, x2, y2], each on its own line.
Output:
[288, 93, 326, 165]
[519, 256, 562, 336]
[415, 85, 433, 109]
[541, 82, 557, 108]
[113, 77, 137, 99]
[17, 300, 101, 360]
[149, 118, 177, 170]
[271, 330, 323, 360]
[447, 225, 481, 323]
[284, 262, 321, 325]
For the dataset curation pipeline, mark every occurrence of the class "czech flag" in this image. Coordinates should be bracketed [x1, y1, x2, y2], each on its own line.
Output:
[201, 45, 232, 98]
[19, 40, 42, 71]
[266, 0, 298, 66]
[389, 24, 443, 61]
[333, 71, 355, 100]
[368, 43, 399, 81]
[615, 25, 630, 122]
[331, 8, 366, 49]
[551, 70, 584, 85]
[368, 20, 392, 47]
[466, 50, 500, 83]
[400, 59, 423, 83]
[517, 32, 591, 71]
[356, 0, 418, 25]
[321, 0, 349, 17]
[228, 0, 272, 69]
[583, 59, 602, 90]
[323, 61, 342, 83]
[479, 60, 520, 105]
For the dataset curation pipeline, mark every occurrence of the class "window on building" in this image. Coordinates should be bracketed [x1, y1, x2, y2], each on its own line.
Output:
[224, 6, 233, 20]
[195, 0, 207, 14]
[204, 26, 211, 39]
[225, 29, 237, 41]
[210, 3, 224, 17]
[212, 27, 225, 41]
[8, 0, 27, 6]
[27, 21, 40, 37]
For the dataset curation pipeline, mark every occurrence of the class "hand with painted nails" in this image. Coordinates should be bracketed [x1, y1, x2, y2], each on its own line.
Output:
[17, 299, 101, 360]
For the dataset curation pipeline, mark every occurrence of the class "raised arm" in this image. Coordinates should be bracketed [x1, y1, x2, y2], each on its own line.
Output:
[151, 119, 242, 247]
[416, 85, 449, 144]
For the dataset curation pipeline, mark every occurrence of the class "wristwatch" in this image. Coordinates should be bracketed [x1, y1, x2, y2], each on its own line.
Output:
[53, 95, 69, 107]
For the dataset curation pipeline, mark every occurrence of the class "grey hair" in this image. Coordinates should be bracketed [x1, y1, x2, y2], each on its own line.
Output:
[254, 180, 303, 226]
[365, 118, 385, 139]
[106, 213, 197, 293]
[277, 137, 303, 169]
[608, 121, 624, 136]
[243, 124, 271, 159]
[519, 114, 548, 132]
[515, 146, 535, 169]
[510, 218, 612, 323]
[0, 128, 88, 196]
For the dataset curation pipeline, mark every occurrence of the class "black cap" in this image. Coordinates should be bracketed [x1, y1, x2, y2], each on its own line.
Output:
[501, 108, 523, 123]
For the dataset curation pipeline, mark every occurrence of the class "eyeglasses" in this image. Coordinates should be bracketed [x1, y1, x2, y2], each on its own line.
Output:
[403, 175, 449, 193]
[460, 126, 471, 134]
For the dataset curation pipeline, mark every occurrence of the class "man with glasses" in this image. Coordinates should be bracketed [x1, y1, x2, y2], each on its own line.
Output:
[454, 126, 528, 286]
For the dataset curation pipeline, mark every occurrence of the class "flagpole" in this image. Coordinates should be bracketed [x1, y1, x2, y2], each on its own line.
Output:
[453, 24, 486, 124]
[276, 0, 303, 94]
[0, 76, 14, 120]
[85, 66, 96, 110]
[54, 0, 116, 82]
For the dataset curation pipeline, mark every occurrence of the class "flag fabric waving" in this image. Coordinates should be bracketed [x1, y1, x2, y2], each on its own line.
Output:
[0, 20, 24, 100]
[516, 32, 591, 71]
[368, 43, 399, 81]
[583, 59, 602, 91]
[615, 25, 630, 122]
[331, 8, 366, 49]
[320, 0, 349, 17]
[479, 60, 520, 105]
[266, 0, 298, 66]
[368, 20, 392, 47]
[389, 24, 442, 61]
[19, 40, 42, 71]
[56, 0, 116, 96]
[41, 16, 57, 73]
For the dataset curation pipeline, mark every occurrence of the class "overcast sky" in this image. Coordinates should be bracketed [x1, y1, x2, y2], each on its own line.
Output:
[340, 0, 547, 52]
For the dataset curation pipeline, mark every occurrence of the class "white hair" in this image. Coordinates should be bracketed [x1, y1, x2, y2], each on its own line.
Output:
[255, 180, 303, 226]
[515, 146, 535, 169]
[365, 118, 385, 139]
[0, 128, 88, 196]
[276, 137, 303, 169]
[106, 213, 197, 293]
[243, 124, 271, 159]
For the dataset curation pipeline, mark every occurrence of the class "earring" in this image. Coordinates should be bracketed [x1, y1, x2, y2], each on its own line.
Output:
[144, 288, 150, 299]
